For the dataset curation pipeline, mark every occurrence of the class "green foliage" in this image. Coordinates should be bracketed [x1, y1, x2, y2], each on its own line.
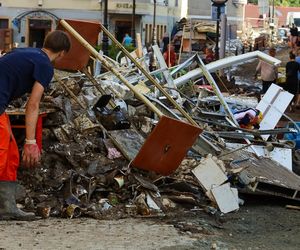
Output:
[94, 44, 136, 60]
[275, 0, 300, 6]
[248, 0, 300, 6]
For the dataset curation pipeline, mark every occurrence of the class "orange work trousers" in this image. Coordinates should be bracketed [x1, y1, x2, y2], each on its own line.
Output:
[0, 112, 19, 181]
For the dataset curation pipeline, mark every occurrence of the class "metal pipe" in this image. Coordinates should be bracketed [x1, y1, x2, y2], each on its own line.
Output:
[102, 0, 109, 56]
[132, 0, 136, 47]
[152, 0, 157, 45]
[220, 13, 227, 59]
[215, 6, 220, 60]
[173, 51, 282, 87]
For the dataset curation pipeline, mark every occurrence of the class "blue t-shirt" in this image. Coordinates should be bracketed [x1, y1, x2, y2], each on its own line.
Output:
[0, 48, 53, 114]
[123, 35, 132, 46]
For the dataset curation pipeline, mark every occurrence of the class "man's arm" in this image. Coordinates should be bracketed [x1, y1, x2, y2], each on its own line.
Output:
[25, 81, 44, 139]
[23, 81, 44, 167]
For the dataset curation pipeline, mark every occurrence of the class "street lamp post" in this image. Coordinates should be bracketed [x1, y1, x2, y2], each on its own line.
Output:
[132, 0, 136, 47]
[152, 0, 157, 45]
[211, 0, 227, 60]
[102, 0, 109, 56]
[271, 0, 275, 42]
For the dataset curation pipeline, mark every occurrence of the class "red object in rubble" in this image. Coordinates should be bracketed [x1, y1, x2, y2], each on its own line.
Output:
[55, 19, 101, 71]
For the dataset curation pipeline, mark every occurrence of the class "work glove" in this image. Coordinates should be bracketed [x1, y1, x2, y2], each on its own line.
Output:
[22, 140, 41, 168]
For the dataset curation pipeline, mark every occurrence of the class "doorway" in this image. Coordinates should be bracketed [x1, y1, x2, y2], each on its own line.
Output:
[115, 21, 132, 43]
[28, 19, 51, 48]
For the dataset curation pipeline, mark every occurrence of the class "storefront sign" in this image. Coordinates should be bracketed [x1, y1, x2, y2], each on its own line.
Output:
[116, 3, 133, 9]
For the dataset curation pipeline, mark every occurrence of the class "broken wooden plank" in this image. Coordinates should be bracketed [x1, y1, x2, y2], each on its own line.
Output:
[108, 129, 145, 161]
[231, 150, 300, 200]
[257, 84, 294, 141]
[192, 157, 227, 192]
[226, 142, 293, 171]
[286, 205, 300, 211]
[132, 116, 202, 176]
[211, 183, 239, 214]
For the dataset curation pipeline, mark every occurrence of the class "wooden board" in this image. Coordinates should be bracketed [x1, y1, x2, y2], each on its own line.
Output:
[109, 129, 145, 160]
[229, 150, 300, 201]
[6, 108, 56, 115]
[55, 19, 101, 71]
[256, 84, 294, 141]
[132, 116, 201, 176]
[226, 143, 293, 172]
[211, 183, 239, 214]
[192, 157, 227, 192]
[182, 39, 191, 52]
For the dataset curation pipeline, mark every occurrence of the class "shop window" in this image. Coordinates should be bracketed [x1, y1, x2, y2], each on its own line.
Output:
[0, 18, 9, 29]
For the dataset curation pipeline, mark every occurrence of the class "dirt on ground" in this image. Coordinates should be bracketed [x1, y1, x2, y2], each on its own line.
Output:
[1, 47, 300, 250]
[1, 195, 300, 250]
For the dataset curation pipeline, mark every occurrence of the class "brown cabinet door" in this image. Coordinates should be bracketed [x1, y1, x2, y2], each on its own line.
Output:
[0, 29, 13, 51]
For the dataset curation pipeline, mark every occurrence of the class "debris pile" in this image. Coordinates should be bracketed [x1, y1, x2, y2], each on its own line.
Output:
[181, 21, 217, 53]
[10, 20, 300, 220]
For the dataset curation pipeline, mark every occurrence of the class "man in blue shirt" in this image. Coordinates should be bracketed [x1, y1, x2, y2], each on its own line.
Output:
[0, 30, 70, 220]
[122, 33, 133, 46]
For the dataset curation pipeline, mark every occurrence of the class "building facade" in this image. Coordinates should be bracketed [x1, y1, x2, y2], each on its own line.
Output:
[0, 0, 183, 50]
[188, 0, 246, 26]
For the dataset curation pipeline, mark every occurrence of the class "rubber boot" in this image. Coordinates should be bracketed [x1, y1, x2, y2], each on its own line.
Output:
[0, 181, 36, 220]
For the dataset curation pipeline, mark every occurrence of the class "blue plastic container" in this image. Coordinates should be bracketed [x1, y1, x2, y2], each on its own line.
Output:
[284, 122, 300, 149]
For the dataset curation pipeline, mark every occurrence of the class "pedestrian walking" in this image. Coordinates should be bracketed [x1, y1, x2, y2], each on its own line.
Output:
[295, 48, 300, 107]
[290, 24, 299, 50]
[286, 51, 300, 111]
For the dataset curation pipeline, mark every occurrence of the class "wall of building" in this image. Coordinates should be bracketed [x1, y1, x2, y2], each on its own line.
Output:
[245, 4, 300, 28]
[188, 0, 245, 25]
[0, 0, 182, 48]
[0, 0, 100, 10]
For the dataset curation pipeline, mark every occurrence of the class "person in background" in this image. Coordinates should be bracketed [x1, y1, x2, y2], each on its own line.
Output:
[0, 30, 71, 220]
[295, 48, 300, 107]
[161, 32, 170, 53]
[122, 33, 133, 46]
[171, 17, 187, 40]
[163, 44, 177, 67]
[286, 51, 300, 111]
[290, 23, 299, 50]
[204, 47, 215, 64]
[254, 47, 278, 94]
